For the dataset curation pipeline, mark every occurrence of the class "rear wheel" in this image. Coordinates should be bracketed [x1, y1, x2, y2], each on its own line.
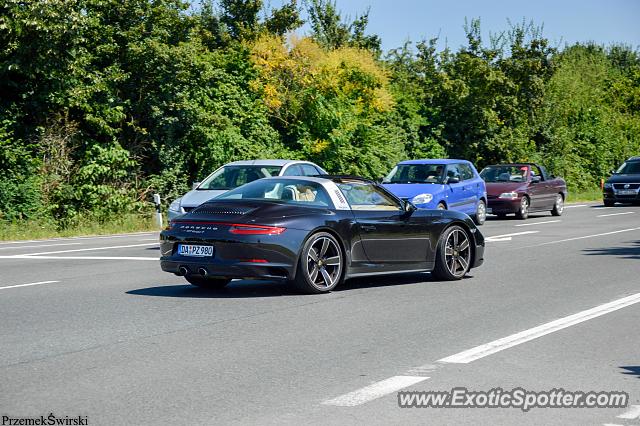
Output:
[515, 196, 530, 220]
[185, 276, 231, 289]
[432, 225, 472, 281]
[473, 200, 486, 225]
[292, 232, 343, 294]
[551, 193, 564, 216]
[603, 200, 615, 207]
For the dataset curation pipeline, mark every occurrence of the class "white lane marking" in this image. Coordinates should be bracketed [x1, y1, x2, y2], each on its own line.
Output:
[0, 255, 157, 261]
[520, 227, 640, 248]
[594, 206, 614, 209]
[0, 243, 82, 250]
[322, 376, 429, 407]
[618, 405, 640, 419]
[485, 231, 539, 242]
[597, 211, 634, 218]
[602, 423, 624, 426]
[439, 292, 640, 364]
[564, 204, 587, 208]
[514, 220, 561, 227]
[0, 232, 156, 246]
[0, 280, 60, 291]
[18, 243, 158, 256]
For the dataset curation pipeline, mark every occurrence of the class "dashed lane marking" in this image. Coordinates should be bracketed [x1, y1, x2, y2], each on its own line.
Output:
[596, 211, 635, 218]
[618, 405, 640, 420]
[518, 227, 640, 248]
[514, 220, 561, 227]
[0, 280, 60, 291]
[322, 376, 429, 407]
[485, 231, 539, 242]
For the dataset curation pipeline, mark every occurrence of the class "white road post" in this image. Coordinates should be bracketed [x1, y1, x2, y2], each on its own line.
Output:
[153, 193, 163, 228]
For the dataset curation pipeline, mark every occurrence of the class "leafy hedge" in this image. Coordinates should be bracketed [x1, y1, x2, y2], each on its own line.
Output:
[1, 1, 639, 225]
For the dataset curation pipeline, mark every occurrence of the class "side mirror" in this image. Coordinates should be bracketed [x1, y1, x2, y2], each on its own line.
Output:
[404, 200, 417, 214]
[447, 176, 460, 184]
[531, 176, 541, 184]
[377, 176, 385, 184]
[610, 169, 616, 175]
[192, 181, 201, 190]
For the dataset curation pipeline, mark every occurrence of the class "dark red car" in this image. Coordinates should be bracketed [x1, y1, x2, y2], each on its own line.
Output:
[479, 163, 567, 219]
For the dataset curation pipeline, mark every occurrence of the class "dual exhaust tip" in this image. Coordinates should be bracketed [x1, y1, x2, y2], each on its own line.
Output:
[177, 266, 208, 277]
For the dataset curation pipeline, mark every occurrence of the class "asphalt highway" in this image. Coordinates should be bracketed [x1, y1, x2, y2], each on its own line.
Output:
[0, 203, 639, 425]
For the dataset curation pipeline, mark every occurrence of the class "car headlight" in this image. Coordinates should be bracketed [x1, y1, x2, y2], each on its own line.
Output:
[498, 192, 519, 200]
[169, 198, 182, 212]
[603, 182, 612, 189]
[411, 193, 433, 205]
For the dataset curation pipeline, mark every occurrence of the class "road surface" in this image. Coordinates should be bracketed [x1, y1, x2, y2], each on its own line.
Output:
[0, 203, 639, 425]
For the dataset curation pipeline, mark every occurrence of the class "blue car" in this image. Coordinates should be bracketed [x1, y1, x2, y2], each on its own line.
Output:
[382, 159, 487, 225]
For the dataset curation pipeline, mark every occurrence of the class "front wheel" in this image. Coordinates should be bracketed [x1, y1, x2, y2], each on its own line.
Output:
[473, 200, 486, 225]
[186, 276, 231, 289]
[603, 200, 615, 207]
[551, 194, 564, 216]
[515, 196, 529, 220]
[292, 232, 344, 294]
[432, 225, 473, 281]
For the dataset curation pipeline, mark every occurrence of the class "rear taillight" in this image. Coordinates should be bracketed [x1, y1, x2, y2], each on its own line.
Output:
[228, 224, 286, 235]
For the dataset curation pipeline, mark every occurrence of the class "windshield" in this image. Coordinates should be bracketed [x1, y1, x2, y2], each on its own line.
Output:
[198, 165, 282, 190]
[616, 161, 640, 174]
[216, 179, 332, 207]
[480, 165, 529, 182]
[384, 164, 445, 184]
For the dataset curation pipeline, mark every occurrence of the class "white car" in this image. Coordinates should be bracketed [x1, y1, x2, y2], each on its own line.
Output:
[168, 160, 327, 220]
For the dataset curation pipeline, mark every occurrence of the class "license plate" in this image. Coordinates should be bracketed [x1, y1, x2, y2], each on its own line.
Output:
[178, 244, 214, 257]
[617, 189, 637, 195]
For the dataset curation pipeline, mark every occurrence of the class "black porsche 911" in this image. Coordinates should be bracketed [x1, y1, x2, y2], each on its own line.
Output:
[160, 176, 485, 293]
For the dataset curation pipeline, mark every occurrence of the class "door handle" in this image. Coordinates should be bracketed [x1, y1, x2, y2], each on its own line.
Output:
[361, 225, 376, 232]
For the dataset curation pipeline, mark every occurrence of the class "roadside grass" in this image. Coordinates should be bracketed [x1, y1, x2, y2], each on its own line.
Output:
[567, 188, 602, 203]
[0, 213, 161, 241]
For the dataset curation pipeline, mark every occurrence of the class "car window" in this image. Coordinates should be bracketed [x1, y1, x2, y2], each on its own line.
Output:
[459, 164, 475, 181]
[480, 165, 529, 182]
[337, 182, 401, 211]
[531, 165, 544, 181]
[281, 165, 303, 176]
[384, 164, 445, 184]
[446, 164, 461, 181]
[301, 164, 321, 176]
[198, 165, 282, 190]
[616, 161, 640, 174]
[217, 179, 332, 207]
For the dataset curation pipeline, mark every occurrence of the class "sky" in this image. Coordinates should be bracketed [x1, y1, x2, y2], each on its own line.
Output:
[271, 0, 640, 52]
